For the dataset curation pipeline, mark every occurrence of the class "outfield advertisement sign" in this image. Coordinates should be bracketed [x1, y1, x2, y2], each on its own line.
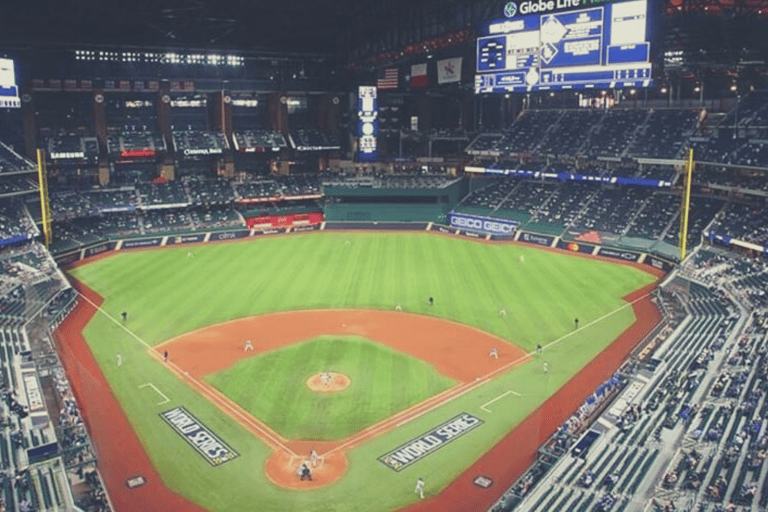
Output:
[596, 247, 641, 262]
[644, 255, 674, 272]
[122, 237, 162, 249]
[166, 234, 206, 245]
[160, 407, 239, 466]
[84, 242, 115, 257]
[556, 239, 595, 254]
[448, 213, 518, 235]
[210, 230, 250, 241]
[518, 231, 555, 247]
[378, 413, 483, 472]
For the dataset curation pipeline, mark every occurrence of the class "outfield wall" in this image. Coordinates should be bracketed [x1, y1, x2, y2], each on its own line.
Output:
[55, 220, 676, 275]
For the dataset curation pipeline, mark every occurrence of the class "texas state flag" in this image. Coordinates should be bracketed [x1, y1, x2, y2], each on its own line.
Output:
[411, 63, 428, 89]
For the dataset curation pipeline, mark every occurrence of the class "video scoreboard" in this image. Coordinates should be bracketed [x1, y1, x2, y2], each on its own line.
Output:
[357, 86, 378, 162]
[475, 0, 653, 93]
[0, 58, 21, 108]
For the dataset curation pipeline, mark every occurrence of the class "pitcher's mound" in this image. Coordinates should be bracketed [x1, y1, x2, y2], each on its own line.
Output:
[306, 372, 351, 392]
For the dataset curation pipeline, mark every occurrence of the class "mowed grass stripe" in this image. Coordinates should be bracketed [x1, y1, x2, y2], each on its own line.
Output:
[205, 336, 456, 440]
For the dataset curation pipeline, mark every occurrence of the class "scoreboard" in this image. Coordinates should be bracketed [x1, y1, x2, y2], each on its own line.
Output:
[0, 58, 21, 108]
[357, 86, 378, 162]
[475, 0, 653, 93]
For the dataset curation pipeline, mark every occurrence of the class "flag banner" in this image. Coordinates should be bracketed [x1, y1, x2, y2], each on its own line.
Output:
[437, 57, 462, 84]
[411, 63, 428, 88]
[376, 68, 399, 90]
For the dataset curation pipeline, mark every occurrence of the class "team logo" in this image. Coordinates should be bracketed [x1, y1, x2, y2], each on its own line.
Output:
[503, 1, 518, 17]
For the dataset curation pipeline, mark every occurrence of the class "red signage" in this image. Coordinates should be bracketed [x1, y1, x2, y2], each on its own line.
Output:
[120, 149, 156, 159]
[246, 212, 324, 230]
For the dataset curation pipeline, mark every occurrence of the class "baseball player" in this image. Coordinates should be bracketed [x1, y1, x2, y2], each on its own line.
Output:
[309, 449, 319, 468]
[490, 346, 499, 359]
[543, 361, 550, 374]
[244, 339, 254, 351]
[415, 477, 425, 499]
[117, 354, 122, 367]
[322, 373, 332, 386]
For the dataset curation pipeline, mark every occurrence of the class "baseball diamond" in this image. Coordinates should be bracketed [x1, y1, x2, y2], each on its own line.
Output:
[57, 231, 662, 512]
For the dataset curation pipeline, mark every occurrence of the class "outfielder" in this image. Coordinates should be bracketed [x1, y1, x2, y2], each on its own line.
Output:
[415, 477, 425, 499]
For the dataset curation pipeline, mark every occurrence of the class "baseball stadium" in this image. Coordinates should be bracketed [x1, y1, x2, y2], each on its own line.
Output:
[1, 0, 768, 511]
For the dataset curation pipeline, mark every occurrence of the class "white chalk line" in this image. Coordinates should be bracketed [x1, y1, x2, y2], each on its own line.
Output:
[480, 390, 521, 413]
[138, 383, 170, 405]
[75, 288, 296, 456]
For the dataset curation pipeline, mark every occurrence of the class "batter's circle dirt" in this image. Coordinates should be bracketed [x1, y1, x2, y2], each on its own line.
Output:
[265, 450, 348, 490]
[306, 372, 351, 392]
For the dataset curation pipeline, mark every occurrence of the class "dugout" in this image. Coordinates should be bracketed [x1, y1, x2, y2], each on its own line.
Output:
[323, 178, 467, 222]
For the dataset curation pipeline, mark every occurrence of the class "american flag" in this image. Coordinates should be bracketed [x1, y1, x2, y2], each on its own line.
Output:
[376, 68, 399, 90]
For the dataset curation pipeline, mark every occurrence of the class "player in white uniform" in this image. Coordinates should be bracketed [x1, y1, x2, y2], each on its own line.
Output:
[414, 477, 425, 499]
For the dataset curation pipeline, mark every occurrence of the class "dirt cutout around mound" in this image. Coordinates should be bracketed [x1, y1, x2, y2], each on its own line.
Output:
[306, 372, 351, 392]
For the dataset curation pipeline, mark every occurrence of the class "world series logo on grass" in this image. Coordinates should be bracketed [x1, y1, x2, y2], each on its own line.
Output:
[160, 407, 239, 466]
[378, 413, 483, 472]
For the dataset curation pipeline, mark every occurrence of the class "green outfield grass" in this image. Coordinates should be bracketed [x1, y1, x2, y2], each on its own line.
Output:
[68, 231, 658, 512]
[205, 335, 457, 440]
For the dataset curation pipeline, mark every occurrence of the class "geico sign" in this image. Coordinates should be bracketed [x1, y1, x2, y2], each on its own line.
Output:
[452, 216, 513, 234]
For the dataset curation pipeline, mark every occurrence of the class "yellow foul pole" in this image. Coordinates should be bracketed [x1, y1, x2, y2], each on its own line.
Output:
[679, 148, 694, 261]
[36, 149, 53, 248]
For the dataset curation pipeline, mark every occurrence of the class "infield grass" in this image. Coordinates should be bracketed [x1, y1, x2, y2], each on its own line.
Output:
[68, 231, 658, 512]
[205, 335, 457, 440]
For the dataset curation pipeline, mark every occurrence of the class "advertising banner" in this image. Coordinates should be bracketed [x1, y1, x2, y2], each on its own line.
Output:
[448, 213, 518, 235]
[596, 247, 641, 262]
[122, 237, 162, 249]
[210, 230, 250, 242]
[166, 234, 206, 245]
[518, 231, 555, 246]
[556, 239, 595, 254]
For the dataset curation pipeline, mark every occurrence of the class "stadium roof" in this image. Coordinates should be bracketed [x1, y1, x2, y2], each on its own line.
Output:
[2, 0, 389, 54]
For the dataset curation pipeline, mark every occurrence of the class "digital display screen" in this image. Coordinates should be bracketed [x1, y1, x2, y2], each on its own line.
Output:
[475, 0, 652, 93]
[0, 58, 21, 108]
[357, 86, 378, 162]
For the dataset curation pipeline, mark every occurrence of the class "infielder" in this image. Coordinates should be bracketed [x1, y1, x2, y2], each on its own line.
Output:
[490, 346, 499, 359]
[244, 339, 254, 351]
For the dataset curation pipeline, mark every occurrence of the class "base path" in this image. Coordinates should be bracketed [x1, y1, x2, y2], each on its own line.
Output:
[160, 309, 521, 382]
[159, 309, 528, 488]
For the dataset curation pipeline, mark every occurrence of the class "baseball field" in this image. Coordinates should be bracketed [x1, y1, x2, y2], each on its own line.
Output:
[61, 231, 659, 512]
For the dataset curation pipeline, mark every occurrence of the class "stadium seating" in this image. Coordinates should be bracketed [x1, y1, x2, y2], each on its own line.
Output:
[172, 130, 229, 157]
[494, 247, 768, 512]
[232, 130, 287, 153]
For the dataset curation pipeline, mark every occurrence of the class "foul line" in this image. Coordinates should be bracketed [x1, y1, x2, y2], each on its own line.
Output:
[76, 292, 160, 356]
[480, 390, 521, 413]
[75, 288, 295, 455]
[323, 289, 655, 457]
[138, 383, 170, 405]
